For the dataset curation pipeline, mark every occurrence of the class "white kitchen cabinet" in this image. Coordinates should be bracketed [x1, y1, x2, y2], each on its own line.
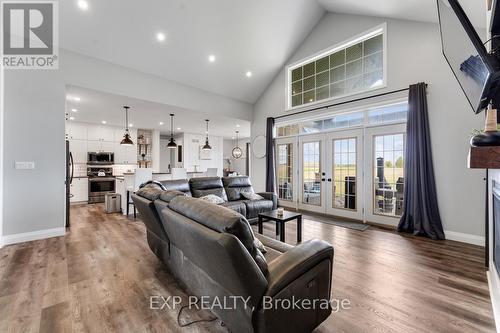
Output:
[87, 140, 114, 153]
[114, 142, 137, 164]
[70, 177, 88, 203]
[87, 125, 114, 142]
[115, 177, 125, 214]
[67, 123, 87, 140]
[69, 140, 87, 164]
[126, 145, 138, 164]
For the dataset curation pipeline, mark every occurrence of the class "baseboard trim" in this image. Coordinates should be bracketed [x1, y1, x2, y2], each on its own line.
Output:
[444, 230, 485, 246]
[1, 227, 65, 247]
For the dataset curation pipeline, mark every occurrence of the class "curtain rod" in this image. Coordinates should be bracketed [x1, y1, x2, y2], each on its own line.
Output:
[274, 84, 427, 120]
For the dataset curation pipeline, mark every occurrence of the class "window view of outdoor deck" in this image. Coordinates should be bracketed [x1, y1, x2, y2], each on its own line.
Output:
[374, 134, 405, 216]
[277, 143, 294, 201]
[302, 141, 322, 205]
[333, 138, 357, 210]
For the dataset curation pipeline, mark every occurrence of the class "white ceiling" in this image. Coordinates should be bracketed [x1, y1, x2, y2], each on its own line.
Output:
[318, 0, 486, 29]
[60, 0, 487, 106]
[65, 86, 250, 139]
[60, 0, 324, 104]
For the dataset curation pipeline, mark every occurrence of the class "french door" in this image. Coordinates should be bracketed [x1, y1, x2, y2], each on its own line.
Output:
[364, 124, 406, 226]
[277, 123, 405, 226]
[276, 137, 297, 208]
[325, 129, 364, 220]
[298, 134, 325, 213]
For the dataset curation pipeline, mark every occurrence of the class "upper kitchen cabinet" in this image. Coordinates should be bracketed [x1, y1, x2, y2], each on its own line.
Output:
[69, 140, 87, 164]
[88, 140, 115, 153]
[114, 142, 138, 164]
[67, 122, 87, 140]
[87, 125, 114, 142]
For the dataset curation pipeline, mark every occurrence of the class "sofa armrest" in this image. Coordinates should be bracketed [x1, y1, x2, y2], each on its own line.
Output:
[257, 192, 277, 209]
[265, 239, 333, 297]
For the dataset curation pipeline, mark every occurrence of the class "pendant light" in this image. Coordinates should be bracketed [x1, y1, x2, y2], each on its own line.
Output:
[232, 130, 242, 159]
[167, 113, 177, 149]
[120, 106, 134, 146]
[202, 119, 212, 151]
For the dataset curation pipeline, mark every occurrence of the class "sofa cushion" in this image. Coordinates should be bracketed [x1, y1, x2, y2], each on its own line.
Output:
[159, 190, 187, 203]
[243, 199, 274, 219]
[135, 187, 163, 201]
[223, 176, 255, 201]
[200, 194, 225, 204]
[160, 179, 192, 196]
[241, 192, 264, 201]
[219, 201, 247, 216]
[189, 177, 228, 201]
[168, 196, 267, 274]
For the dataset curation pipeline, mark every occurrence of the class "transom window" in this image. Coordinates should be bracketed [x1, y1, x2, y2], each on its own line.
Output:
[277, 101, 408, 138]
[287, 24, 386, 109]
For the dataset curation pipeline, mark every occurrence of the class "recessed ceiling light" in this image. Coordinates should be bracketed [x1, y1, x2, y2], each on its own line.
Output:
[231, 137, 235, 139]
[71, 108, 78, 112]
[156, 32, 166, 42]
[129, 123, 133, 127]
[236, 124, 240, 128]
[159, 121, 164, 125]
[77, 0, 89, 10]
[69, 116, 75, 120]
[101, 120, 107, 124]
[208, 55, 216, 63]
[74, 96, 81, 101]
[177, 127, 181, 130]
[246, 71, 252, 78]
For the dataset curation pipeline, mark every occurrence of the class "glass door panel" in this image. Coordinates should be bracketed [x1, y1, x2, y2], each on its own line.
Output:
[299, 134, 325, 213]
[326, 129, 363, 220]
[364, 124, 406, 226]
[276, 137, 297, 208]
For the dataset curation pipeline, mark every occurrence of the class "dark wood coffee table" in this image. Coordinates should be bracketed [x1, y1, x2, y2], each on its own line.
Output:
[258, 210, 302, 243]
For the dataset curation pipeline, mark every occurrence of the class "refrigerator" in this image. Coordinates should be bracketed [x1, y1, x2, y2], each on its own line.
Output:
[65, 141, 74, 228]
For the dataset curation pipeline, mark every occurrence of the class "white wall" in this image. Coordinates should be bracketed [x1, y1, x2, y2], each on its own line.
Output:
[223, 138, 250, 175]
[251, 13, 486, 240]
[61, 50, 253, 121]
[3, 70, 66, 240]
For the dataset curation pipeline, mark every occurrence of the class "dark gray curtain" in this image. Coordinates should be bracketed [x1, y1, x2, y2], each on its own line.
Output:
[397, 83, 445, 240]
[265, 117, 276, 193]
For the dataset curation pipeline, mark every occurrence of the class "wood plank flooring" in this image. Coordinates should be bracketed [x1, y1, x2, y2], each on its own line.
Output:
[0, 203, 495, 333]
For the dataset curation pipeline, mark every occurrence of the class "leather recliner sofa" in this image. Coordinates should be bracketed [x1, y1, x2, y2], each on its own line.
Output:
[131, 185, 334, 333]
[159, 176, 277, 224]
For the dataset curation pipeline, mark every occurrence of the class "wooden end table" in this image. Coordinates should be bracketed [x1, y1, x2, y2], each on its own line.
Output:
[258, 210, 302, 243]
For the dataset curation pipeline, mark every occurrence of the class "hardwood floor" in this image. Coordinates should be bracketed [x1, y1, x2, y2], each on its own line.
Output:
[0, 203, 495, 333]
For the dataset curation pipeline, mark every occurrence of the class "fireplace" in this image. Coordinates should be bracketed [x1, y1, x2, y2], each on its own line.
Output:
[493, 181, 500, 276]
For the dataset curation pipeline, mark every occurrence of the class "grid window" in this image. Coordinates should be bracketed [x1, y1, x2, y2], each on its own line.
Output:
[277, 144, 293, 201]
[302, 141, 321, 205]
[333, 138, 357, 210]
[373, 134, 405, 217]
[289, 30, 384, 108]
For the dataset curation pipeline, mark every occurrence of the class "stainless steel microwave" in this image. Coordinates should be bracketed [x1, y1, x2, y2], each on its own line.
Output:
[87, 152, 114, 165]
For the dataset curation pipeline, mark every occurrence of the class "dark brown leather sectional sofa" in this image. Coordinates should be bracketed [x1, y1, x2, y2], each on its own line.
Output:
[131, 179, 334, 333]
[159, 176, 277, 224]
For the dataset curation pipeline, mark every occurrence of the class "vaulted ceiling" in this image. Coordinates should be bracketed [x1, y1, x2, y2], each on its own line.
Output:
[60, 0, 485, 105]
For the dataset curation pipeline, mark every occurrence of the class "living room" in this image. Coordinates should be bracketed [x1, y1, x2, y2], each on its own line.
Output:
[1, 0, 499, 332]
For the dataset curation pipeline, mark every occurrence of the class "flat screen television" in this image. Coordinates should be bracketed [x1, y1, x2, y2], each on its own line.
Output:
[437, 0, 500, 113]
